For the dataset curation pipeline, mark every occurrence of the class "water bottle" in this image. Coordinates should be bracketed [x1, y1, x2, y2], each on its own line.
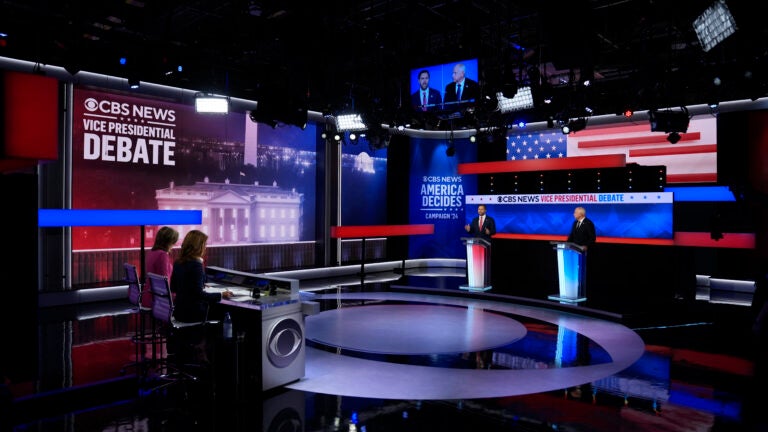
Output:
[223, 312, 233, 339]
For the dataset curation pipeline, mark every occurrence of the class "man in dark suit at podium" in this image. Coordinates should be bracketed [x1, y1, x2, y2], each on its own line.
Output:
[411, 70, 443, 112]
[567, 206, 596, 248]
[465, 204, 496, 241]
[443, 63, 479, 110]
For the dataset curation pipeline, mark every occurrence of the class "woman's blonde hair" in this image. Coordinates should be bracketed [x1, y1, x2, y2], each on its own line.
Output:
[177, 230, 208, 263]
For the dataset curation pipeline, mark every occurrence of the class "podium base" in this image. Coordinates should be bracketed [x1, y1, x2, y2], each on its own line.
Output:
[547, 294, 587, 303]
[460, 285, 492, 292]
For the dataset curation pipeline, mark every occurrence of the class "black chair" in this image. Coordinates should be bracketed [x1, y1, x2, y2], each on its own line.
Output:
[120, 262, 157, 377]
[144, 271, 216, 396]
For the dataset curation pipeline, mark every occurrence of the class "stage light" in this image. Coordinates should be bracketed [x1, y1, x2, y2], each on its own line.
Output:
[584, 106, 593, 114]
[623, 109, 633, 118]
[708, 101, 719, 109]
[349, 132, 357, 141]
[119, 57, 127, 65]
[128, 77, 140, 89]
[649, 107, 690, 133]
[194, 93, 229, 113]
[583, 79, 591, 87]
[516, 120, 526, 128]
[321, 131, 328, 139]
[177, 65, 183, 72]
[335, 114, 367, 132]
[562, 118, 587, 135]
[446, 144, 456, 157]
[469, 135, 477, 143]
[693, 0, 737, 52]
[497, 86, 534, 113]
[667, 132, 682, 144]
[333, 133, 341, 141]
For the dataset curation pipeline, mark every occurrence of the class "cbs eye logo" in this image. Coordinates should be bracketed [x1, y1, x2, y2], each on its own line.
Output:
[84, 98, 99, 112]
[497, 196, 503, 203]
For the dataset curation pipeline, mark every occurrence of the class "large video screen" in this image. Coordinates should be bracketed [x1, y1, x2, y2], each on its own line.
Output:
[341, 141, 388, 226]
[505, 117, 717, 184]
[71, 87, 316, 250]
[466, 192, 673, 240]
[409, 58, 479, 112]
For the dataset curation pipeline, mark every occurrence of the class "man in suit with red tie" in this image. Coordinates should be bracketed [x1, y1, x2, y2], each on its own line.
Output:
[411, 69, 443, 112]
[465, 204, 496, 241]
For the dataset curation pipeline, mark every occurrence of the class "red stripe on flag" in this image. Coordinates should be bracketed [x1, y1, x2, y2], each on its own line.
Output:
[666, 173, 717, 183]
[578, 132, 701, 149]
[457, 154, 626, 175]
[629, 144, 717, 157]
[331, 224, 434, 238]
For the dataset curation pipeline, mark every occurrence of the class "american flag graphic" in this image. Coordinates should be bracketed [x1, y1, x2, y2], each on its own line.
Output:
[506, 131, 568, 161]
[506, 116, 717, 183]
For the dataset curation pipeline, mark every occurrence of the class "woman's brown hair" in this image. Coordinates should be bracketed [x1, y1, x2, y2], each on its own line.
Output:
[177, 230, 208, 263]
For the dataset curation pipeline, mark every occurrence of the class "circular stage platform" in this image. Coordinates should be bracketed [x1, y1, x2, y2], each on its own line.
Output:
[306, 304, 527, 355]
[289, 292, 646, 400]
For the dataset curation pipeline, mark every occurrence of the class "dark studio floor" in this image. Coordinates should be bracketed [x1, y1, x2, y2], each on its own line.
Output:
[3, 274, 768, 432]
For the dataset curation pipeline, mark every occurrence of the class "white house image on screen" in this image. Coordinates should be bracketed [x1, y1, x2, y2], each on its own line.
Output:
[154, 177, 303, 245]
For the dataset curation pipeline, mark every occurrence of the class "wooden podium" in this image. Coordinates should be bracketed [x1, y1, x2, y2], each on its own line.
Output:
[460, 237, 492, 292]
[549, 241, 587, 303]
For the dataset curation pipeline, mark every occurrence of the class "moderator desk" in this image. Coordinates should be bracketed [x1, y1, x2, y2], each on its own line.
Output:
[205, 266, 304, 395]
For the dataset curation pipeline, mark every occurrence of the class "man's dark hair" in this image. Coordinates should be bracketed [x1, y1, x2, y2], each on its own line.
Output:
[478, 204, 487, 209]
[418, 69, 430, 78]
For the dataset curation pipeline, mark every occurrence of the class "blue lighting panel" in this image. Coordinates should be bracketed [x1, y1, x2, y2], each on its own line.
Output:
[39, 209, 202, 227]
[666, 186, 735, 202]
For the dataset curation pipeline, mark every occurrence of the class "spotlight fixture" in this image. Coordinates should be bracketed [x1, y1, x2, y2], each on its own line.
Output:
[693, 0, 737, 52]
[561, 118, 587, 135]
[649, 107, 690, 133]
[469, 135, 477, 143]
[623, 109, 634, 118]
[446, 144, 456, 157]
[128, 77, 140, 89]
[349, 132, 357, 141]
[667, 132, 682, 144]
[335, 114, 367, 132]
[194, 93, 229, 113]
[333, 133, 342, 142]
[497, 86, 534, 113]
[516, 120, 526, 128]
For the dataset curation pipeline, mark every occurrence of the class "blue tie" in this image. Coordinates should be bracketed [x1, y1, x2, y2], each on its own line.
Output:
[456, 83, 462, 100]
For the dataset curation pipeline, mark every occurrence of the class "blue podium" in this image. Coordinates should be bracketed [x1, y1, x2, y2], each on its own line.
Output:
[460, 237, 492, 292]
[548, 241, 587, 303]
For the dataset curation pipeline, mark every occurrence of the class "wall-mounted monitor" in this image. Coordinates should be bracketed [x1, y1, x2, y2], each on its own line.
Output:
[409, 58, 479, 113]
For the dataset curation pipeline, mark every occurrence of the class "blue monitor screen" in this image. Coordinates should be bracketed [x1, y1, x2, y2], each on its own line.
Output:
[409, 58, 479, 111]
[466, 192, 674, 240]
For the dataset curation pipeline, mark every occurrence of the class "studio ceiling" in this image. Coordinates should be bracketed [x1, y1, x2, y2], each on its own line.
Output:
[1, 0, 766, 124]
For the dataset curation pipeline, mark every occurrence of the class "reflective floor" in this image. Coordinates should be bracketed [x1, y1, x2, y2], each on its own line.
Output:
[3, 278, 768, 432]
